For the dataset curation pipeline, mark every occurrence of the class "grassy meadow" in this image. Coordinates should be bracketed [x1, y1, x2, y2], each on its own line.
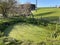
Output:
[0, 8, 60, 45]
[33, 8, 60, 17]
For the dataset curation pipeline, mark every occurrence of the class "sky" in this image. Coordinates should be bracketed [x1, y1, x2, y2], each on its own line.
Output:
[17, 0, 60, 7]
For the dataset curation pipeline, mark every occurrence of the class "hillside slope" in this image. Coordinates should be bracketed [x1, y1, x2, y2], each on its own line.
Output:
[33, 8, 60, 18]
[4, 8, 60, 43]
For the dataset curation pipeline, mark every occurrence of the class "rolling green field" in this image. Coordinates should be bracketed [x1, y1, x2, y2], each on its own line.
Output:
[3, 8, 60, 44]
[33, 8, 60, 16]
[5, 8, 60, 42]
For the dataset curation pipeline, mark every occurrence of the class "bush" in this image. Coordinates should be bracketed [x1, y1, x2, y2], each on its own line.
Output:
[0, 32, 4, 37]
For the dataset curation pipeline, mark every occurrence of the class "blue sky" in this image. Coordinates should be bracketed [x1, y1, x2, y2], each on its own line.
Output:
[17, 0, 60, 7]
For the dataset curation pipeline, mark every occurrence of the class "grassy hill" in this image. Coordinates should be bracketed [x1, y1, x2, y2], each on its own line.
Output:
[4, 8, 60, 44]
[33, 8, 60, 18]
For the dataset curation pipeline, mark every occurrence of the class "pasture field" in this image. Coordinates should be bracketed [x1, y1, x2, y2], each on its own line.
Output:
[4, 8, 60, 41]
[0, 8, 60, 45]
[4, 23, 53, 42]
[33, 8, 60, 17]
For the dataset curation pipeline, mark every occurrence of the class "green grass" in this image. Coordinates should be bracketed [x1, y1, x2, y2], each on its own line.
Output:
[4, 23, 53, 42]
[33, 8, 60, 18]
[3, 8, 60, 44]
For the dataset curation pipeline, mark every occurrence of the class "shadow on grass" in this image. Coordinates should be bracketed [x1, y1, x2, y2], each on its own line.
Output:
[35, 11, 55, 16]
[0, 17, 25, 32]
[26, 18, 50, 26]
[1, 16, 59, 36]
[45, 16, 59, 21]
[4, 25, 14, 36]
[3, 17, 50, 36]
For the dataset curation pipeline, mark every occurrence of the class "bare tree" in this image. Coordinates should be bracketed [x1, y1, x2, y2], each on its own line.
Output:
[17, 4, 24, 16]
[0, 0, 17, 18]
[22, 3, 32, 17]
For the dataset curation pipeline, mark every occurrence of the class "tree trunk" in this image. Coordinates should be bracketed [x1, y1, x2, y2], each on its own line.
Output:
[3, 13, 7, 18]
[2, 9, 8, 18]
